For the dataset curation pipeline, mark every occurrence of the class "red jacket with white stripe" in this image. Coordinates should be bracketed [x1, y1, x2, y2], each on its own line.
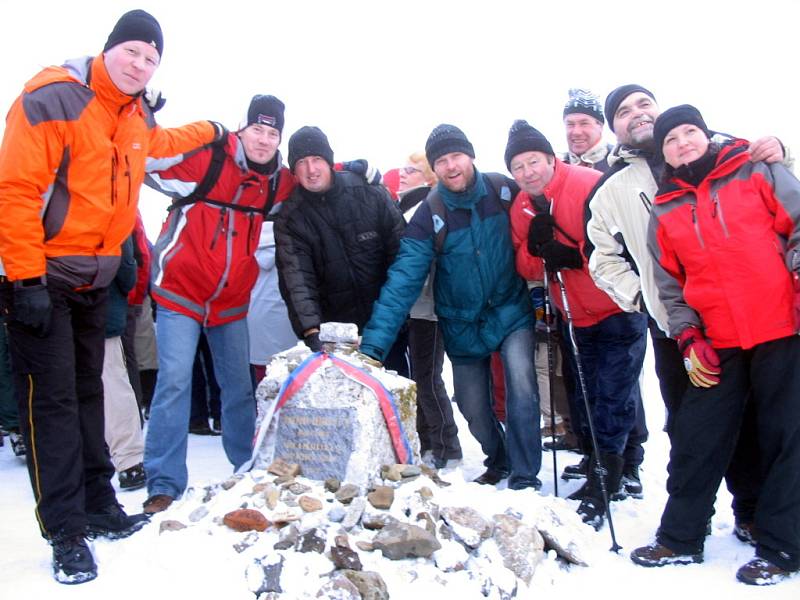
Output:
[648, 139, 800, 348]
[510, 159, 622, 327]
[147, 134, 295, 326]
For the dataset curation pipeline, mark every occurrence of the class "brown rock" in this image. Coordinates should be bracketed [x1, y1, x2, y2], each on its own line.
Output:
[417, 486, 434, 500]
[221, 474, 243, 490]
[331, 546, 363, 571]
[268, 457, 301, 478]
[159, 520, 187, 534]
[223, 508, 269, 532]
[367, 486, 394, 509]
[324, 478, 341, 493]
[299, 495, 323, 512]
[355, 540, 374, 552]
[334, 534, 351, 549]
[288, 482, 312, 495]
[335, 483, 360, 505]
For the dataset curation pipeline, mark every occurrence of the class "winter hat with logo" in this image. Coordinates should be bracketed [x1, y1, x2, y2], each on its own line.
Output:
[653, 104, 712, 151]
[288, 126, 334, 172]
[242, 94, 285, 134]
[504, 120, 555, 170]
[604, 84, 656, 132]
[563, 88, 604, 124]
[425, 124, 475, 167]
[103, 10, 164, 58]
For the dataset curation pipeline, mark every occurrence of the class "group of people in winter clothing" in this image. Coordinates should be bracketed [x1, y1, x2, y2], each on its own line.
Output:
[1, 7, 799, 590]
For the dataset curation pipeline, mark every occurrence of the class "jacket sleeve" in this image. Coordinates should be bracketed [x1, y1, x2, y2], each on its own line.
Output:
[646, 213, 701, 337]
[146, 116, 216, 161]
[0, 95, 67, 280]
[751, 162, 800, 274]
[510, 197, 544, 281]
[378, 187, 405, 266]
[585, 187, 642, 312]
[274, 205, 321, 338]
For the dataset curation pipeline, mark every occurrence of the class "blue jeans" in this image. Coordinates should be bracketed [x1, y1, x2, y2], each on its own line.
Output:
[145, 307, 255, 498]
[452, 326, 541, 489]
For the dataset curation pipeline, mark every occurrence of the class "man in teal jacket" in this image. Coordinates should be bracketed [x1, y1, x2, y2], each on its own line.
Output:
[360, 124, 541, 490]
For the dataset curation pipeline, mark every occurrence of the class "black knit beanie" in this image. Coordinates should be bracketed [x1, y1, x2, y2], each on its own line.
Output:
[288, 126, 334, 172]
[244, 95, 285, 134]
[103, 10, 164, 58]
[563, 88, 604, 124]
[504, 120, 554, 170]
[653, 104, 711, 151]
[604, 84, 656, 132]
[425, 124, 475, 167]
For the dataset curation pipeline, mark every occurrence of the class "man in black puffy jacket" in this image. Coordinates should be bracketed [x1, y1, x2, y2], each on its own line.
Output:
[274, 126, 408, 375]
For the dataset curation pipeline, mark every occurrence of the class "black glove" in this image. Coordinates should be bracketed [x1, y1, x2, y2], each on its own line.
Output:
[342, 159, 381, 185]
[143, 88, 166, 113]
[304, 331, 323, 352]
[13, 280, 52, 336]
[539, 240, 583, 272]
[527, 213, 555, 255]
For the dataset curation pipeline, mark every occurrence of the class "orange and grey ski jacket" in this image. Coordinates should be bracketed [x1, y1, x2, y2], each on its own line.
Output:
[0, 54, 215, 289]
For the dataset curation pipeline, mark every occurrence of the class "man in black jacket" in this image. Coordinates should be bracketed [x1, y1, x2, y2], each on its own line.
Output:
[274, 126, 408, 375]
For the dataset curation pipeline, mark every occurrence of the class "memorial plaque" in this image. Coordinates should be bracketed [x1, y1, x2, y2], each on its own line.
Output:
[274, 407, 356, 481]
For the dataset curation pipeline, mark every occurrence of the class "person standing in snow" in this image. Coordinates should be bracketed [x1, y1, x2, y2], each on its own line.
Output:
[631, 104, 800, 586]
[0, 9, 221, 584]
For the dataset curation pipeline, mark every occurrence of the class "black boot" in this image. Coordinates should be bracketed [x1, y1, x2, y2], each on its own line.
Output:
[577, 453, 624, 530]
[86, 503, 150, 540]
[51, 535, 97, 584]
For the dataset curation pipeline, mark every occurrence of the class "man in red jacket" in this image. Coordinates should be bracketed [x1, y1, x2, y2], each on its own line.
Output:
[506, 120, 648, 529]
[143, 95, 295, 514]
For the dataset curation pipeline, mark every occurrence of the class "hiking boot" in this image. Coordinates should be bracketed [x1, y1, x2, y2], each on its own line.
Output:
[8, 430, 26, 457]
[86, 503, 149, 540]
[543, 435, 580, 452]
[736, 557, 795, 585]
[622, 464, 643, 499]
[118, 463, 146, 491]
[51, 535, 97, 585]
[561, 455, 589, 480]
[143, 494, 174, 514]
[211, 417, 222, 434]
[630, 542, 703, 567]
[733, 521, 756, 546]
[432, 456, 462, 470]
[473, 469, 508, 486]
[576, 453, 624, 530]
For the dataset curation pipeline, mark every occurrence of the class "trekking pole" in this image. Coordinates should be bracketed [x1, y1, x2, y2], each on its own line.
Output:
[540, 277, 559, 497]
[554, 270, 622, 553]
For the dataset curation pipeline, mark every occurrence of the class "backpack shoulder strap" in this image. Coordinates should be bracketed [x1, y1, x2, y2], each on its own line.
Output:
[425, 188, 448, 254]
[167, 139, 228, 212]
[484, 172, 518, 212]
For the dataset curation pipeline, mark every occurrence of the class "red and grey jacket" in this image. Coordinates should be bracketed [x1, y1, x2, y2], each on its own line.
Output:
[510, 160, 622, 327]
[648, 139, 800, 348]
[128, 211, 151, 307]
[146, 134, 295, 326]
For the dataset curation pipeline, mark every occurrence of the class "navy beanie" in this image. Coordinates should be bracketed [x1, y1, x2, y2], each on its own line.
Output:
[425, 124, 475, 167]
[103, 10, 164, 58]
[653, 104, 711, 151]
[604, 84, 656, 132]
[288, 126, 334, 172]
[244, 95, 285, 134]
[504, 120, 554, 169]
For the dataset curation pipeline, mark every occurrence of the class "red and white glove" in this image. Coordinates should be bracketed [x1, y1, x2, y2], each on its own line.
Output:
[677, 327, 721, 388]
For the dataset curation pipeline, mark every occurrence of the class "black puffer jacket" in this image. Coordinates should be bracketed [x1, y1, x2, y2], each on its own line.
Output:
[275, 171, 404, 336]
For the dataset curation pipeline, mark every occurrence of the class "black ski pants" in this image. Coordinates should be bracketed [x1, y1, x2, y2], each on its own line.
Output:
[657, 335, 800, 571]
[2, 278, 116, 539]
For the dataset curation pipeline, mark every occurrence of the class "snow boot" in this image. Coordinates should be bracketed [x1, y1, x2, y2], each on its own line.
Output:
[736, 558, 795, 585]
[118, 463, 146, 491]
[621, 463, 643, 499]
[51, 535, 97, 584]
[561, 454, 590, 480]
[576, 453, 624, 530]
[630, 542, 703, 567]
[8, 429, 26, 457]
[86, 503, 149, 540]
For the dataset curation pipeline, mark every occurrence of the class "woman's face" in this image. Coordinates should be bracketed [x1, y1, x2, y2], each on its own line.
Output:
[398, 161, 428, 191]
[662, 123, 710, 169]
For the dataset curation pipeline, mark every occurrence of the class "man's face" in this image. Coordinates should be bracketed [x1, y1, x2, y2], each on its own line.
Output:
[612, 92, 660, 148]
[509, 151, 555, 197]
[295, 156, 333, 193]
[433, 152, 475, 193]
[661, 124, 710, 169]
[564, 114, 604, 156]
[103, 41, 160, 96]
[239, 124, 280, 165]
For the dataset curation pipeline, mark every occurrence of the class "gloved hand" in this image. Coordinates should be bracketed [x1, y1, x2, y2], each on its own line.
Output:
[143, 88, 166, 112]
[677, 327, 721, 388]
[304, 331, 324, 352]
[527, 213, 555, 255]
[539, 240, 583, 272]
[13, 280, 52, 336]
[342, 159, 382, 186]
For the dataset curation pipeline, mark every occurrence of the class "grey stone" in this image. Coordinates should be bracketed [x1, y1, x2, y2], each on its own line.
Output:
[245, 555, 284, 595]
[299, 495, 323, 512]
[159, 520, 186, 534]
[341, 497, 366, 531]
[287, 482, 312, 494]
[273, 524, 299, 550]
[361, 509, 398, 531]
[233, 531, 260, 553]
[532, 504, 591, 566]
[221, 474, 244, 490]
[335, 483, 360, 505]
[328, 506, 346, 523]
[492, 513, 545, 585]
[331, 546, 363, 571]
[325, 478, 341, 493]
[297, 527, 327, 554]
[441, 506, 493, 549]
[319, 322, 359, 344]
[342, 570, 389, 600]
[188, 505, 209, 523]
[400, 464, 421, 477]
[372, 522, 442, 560]
[316, 574, 361, 600]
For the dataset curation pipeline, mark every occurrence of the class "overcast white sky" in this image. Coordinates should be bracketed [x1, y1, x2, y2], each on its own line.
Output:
[1, 0, 798, 238]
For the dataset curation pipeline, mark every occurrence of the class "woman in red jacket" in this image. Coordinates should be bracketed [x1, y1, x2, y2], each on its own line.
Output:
[632, 105, 800, 586]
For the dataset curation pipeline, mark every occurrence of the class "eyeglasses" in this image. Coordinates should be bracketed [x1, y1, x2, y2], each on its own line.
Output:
[402, 166, 422, 175]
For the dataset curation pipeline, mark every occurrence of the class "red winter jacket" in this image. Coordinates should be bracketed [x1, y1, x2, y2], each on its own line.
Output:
[147, 134, 295, 326]
[510, 160, 621, 327]
[128, 212, 151, 306]
[649, 140, 800, 348]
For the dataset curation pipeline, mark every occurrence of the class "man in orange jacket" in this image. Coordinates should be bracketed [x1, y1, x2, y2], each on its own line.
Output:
[0, 10, 220, 584]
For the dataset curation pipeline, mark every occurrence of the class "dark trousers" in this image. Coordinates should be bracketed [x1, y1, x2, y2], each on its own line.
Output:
[408, 319, 461, 460]
[561, 311, 648, 456]
[2, 279, 116, 539]
[383, 324, 410, 379]
[121, 304, 143, 412]
[0, 315, 19, 430]
[650, 322, 760, 521]
[658, 336, 800, 571]
[190, 332, 221, 424]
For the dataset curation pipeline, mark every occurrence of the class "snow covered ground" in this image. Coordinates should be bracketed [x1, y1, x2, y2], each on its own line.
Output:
[1, 343, 798, 598]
